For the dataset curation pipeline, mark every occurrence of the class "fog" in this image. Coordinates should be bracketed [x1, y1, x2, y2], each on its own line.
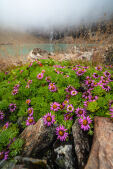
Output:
[0, 0, 113, 31]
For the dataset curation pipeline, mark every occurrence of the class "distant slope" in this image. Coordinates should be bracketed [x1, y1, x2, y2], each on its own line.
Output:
[0, 29, 48, 44]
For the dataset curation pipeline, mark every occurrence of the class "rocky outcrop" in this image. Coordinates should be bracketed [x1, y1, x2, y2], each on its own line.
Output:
[20, 118, 56, 157]
[85, 117, 113, 169]
[59, 46, 93, 61]
[27, 48, 49, 61]
[72, 119, 92, 169]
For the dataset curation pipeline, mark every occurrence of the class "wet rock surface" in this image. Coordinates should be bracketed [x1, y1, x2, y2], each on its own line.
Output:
[14, 156, 47, 169]
[72, 119, 92, 169]
[53, 143, 76, 169]
[20, 118, 56, 157]
[85, 117, 113, 169]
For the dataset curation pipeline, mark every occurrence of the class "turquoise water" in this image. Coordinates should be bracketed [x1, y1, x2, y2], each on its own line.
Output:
[0, 43, 97, 58]
[0, 44, 73, 57]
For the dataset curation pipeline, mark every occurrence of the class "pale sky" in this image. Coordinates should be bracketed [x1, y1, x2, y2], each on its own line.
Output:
[0, 0, 113, 31]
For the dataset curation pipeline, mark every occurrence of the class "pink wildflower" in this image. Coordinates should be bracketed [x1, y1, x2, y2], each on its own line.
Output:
[9, 103, 16, 112]
[70, 90, 78, 96]
[37, 73, 44, 79]
[67, 104, 74, 112]
[2, 122, 9, 130]
[27, 107, 34, 116]
[75, 108, 86, 117]
[43, 112, 55, 126]
[95, 66, 102, 71]
[26, 99, 31, 105]
[26, 116, 35, 126]
[78, 116, 92, 131]
[50, 102, 60, 112]
[56, 125, 68, 141]
[64, 113, 73, 121]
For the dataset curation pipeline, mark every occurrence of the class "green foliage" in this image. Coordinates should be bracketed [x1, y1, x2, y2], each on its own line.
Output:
[92, 86, 106, 96]
[9, 138, 24, 157]
[0, 124, 19, 151]
[0, 99, 9, 111]
[87, 101, 99, 112]
[97, 97, 108, 108]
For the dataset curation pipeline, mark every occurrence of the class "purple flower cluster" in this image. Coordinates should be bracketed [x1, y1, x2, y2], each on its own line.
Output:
[26, 80, 32, 88]
[0, 151, 9, 161]
[0, 111, 4, 120]
[76, 69, 86, 76]
[64, 112, 73, 121]
[65, 86, 75, 93]
[103, 71, 111, 78]
[29, 61, 33, 67]
[53, 65, 65, 69]
[9, 103, 16, 112]
[12, 84, 20, 95]
[26, 107, 35, 126]
[48, 83, 57, 92]
[54, 69, 63, 74]
[46, 76, 51, 83]
[109, 101, 113, 118]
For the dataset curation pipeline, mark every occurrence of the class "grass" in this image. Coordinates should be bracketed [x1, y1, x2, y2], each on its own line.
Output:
[0, 58, 113, 161]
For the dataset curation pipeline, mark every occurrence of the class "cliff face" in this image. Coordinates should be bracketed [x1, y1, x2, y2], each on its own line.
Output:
[51, 17, 113, 44]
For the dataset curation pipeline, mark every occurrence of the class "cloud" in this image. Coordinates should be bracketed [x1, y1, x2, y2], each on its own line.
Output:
[0, 0, 113, 31]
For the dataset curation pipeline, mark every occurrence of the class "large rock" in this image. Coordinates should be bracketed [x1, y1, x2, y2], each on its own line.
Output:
[27, 48, 49, 61]
[78, 51, 93, 61]
[20, 118, 56, 157]
[85, 117, 113, 169]
[72, 119, 91, 169]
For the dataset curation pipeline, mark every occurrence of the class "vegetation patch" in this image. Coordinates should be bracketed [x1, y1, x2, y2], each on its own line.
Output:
[0, 58, 113, 161]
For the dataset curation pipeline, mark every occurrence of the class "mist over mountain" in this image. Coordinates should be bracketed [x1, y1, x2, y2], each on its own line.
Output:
[0, 0, 113, 33]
